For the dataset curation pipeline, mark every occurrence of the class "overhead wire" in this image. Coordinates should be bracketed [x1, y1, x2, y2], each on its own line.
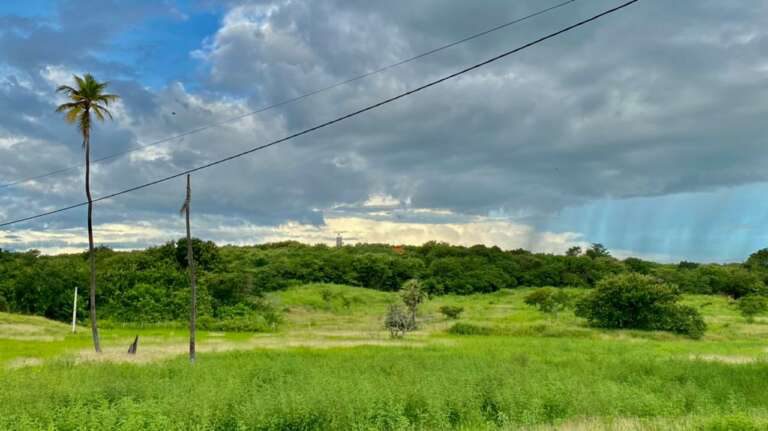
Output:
[0, 0, 578, 190]
[0, 0, 641, 228]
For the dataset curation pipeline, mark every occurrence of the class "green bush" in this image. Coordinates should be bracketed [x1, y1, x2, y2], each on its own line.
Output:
[401, 279, 426, 330]
[737, 295, 768, 323]
[200, 299, 282, 332]
[575, 273, 706, 338]
[197, 315, 273, 332]
[523, 288, 572, 317]
[384, 303, 409, 338]
[447, 323, 495, 335]
[438, 305, 464, 319]
[700, 414, 762, 431]
[655, 304, 707, 339]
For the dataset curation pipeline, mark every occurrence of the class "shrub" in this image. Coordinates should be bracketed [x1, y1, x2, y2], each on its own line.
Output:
[202, 299, 282, 332]
[737, 295, 768, 323]
[197, 315, 273, 332]
[384, 303, 409, 338]
[401, 279, 427, 330]
[700, 414, 761, 431]
[575, 273, 706, 338]
[320, 288, 334, 304]
[447, 322, 494, 335]
[439, 305, 464, 319]
[655, 304, 707, 339]
[524, 288, 572, 318]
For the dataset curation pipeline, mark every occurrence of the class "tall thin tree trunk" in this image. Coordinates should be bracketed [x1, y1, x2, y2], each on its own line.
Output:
[183, 175, 197, 363]
[84, 130, 101, 353]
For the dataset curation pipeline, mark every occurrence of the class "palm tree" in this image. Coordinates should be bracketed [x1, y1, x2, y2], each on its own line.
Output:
[55, 74, 119, 353]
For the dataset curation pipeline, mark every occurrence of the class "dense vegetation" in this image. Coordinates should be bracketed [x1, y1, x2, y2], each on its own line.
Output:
[3, 285, 768, 429]
[575, 273, 707, 338]
[2, 240, 768, 328]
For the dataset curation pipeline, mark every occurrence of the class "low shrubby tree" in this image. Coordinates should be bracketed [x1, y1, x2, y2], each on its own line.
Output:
[524, 288, 572, 318]
[737, 295, 768, 323]
[401, 279, 427, 330]
[565, 246, 582, 257]
[439, 305, 464, 320]
[384, 279, 427, 337]
[176, 238, 220, 271]
[684, 265, 767, 297]
[575, 273, 706, 338]
[384, 303, 409, 338]
[585, 243, 610, 259]
[745, 248, 768, 272]
[721, 267, 766, 298]
[320, 288, 334, 304]
[447, 322, 494, 335]
[623, 257, 654, 274]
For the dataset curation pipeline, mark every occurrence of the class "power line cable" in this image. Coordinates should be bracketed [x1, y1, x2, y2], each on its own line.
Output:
[0, 0, 577, 190]
[0, 0, 640, 228]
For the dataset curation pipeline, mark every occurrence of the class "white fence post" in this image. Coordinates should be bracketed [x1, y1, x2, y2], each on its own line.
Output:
[71, 286, 78, 333]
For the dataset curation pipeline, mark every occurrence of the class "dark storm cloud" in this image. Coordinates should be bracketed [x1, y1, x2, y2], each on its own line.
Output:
[2, 0, 768, 252]
[192, 0, 768, 218]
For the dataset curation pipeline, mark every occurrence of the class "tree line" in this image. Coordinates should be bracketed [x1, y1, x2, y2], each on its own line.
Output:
[2, 240, 768, 325]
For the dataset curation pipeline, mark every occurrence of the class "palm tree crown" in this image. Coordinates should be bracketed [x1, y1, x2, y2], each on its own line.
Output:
[55, 74, 119, 145]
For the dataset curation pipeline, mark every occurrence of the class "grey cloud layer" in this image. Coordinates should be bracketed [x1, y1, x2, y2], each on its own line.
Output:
[1, 0, 767, 248]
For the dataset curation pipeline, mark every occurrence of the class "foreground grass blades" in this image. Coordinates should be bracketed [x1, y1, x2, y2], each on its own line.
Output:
[3, 285, 768, 430]
[3, 339, 768, 430]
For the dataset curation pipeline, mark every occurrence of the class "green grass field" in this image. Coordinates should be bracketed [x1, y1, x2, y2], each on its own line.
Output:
[2, 285, 768, 430]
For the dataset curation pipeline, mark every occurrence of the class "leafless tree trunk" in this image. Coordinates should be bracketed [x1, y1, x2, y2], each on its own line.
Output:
[84, 126, 101, 353]
[181, 175, 197, 363]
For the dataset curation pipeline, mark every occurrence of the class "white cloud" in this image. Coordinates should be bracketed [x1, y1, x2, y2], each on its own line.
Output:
[1, 211, 585, 256]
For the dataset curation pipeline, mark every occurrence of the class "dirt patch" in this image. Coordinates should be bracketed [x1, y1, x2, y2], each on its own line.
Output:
[0, 323, 65, 341]
[7, 357, 44, 369]
[72, 334, 433, 365]
[689, 354, 758, 364]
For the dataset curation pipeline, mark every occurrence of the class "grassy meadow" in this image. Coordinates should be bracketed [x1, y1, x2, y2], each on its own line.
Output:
[2, 285, 768, 430]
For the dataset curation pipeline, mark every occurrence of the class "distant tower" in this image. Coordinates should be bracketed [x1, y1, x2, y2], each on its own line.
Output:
[336, 232, 343, 248]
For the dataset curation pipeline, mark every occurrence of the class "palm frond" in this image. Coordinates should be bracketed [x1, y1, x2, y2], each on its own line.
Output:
[56, 85, 77, 95]
[97, 94, 120, 105]
[74, 75, 86, 89]
[55, 102, 82, 113]
[92, 104, 113, 121]
[66, 107, 82, 124]
[92, 107, 105, 121]
[78, 115, 91, 147]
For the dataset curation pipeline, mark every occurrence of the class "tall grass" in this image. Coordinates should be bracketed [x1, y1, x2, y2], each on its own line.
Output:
[3, 337, 768, 430]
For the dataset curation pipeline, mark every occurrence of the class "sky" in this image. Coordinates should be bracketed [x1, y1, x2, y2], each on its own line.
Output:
[0, 0, 767, 262]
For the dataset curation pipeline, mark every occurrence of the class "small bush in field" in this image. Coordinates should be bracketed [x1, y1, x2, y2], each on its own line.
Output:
[737, 295, 768, 323]
[401, 279, 427, 330]
[384, 303, 410, 338]
[524, 288, 572, 318]
[448, 322, 494, 335]
[575, 273, 706, 339]
[439, 305, 464, 319]
[320, 288, 334, 303]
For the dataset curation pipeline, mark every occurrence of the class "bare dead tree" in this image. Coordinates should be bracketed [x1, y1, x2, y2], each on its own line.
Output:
[180, 174, 197, 363]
